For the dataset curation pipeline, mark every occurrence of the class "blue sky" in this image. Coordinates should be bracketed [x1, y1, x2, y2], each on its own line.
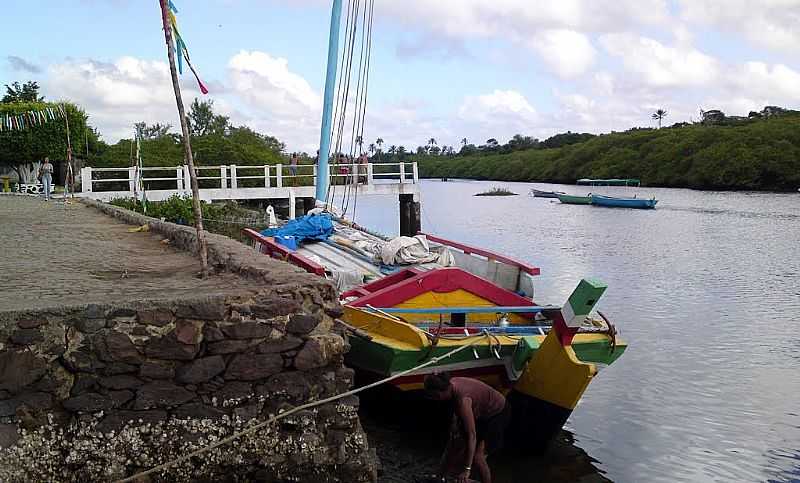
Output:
[3, 0, 800, 152]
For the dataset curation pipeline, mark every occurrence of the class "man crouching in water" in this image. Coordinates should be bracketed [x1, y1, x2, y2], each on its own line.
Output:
[424, 373, 512, 483]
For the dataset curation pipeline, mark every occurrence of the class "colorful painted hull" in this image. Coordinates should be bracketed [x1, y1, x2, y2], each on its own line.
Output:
[343, 307, 625, 391]
[590, 194, 657, 209]
[557, 193, 592, 205]
[343, 305, 625, 448]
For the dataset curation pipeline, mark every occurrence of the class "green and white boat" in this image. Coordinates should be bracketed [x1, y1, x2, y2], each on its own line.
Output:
[557, 193, 592, 205]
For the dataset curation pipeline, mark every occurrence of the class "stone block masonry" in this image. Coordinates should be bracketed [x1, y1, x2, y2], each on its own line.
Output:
[0, 197, 377, 482]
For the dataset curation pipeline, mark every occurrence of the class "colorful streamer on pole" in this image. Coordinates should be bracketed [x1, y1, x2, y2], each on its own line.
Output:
[167, 1, 209, 94]
[0, 105, 66, 132]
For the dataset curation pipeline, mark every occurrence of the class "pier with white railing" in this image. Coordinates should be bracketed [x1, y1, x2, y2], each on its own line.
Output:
[79, 162, 419, 203]
[78, 162, 421, 231]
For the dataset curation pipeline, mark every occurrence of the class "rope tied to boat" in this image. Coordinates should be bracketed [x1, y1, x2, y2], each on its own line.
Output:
[114, 329, 492, 483]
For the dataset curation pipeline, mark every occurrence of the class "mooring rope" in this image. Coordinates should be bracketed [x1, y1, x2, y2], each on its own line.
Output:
[114, 330, 491, 483]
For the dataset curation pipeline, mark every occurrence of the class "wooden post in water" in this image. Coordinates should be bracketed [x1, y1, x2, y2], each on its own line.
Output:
[399, 193, 421, 236]
[158, 0, 209, 277]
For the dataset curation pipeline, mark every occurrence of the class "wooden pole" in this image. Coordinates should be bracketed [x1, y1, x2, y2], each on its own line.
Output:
[158, 0, 209, 277]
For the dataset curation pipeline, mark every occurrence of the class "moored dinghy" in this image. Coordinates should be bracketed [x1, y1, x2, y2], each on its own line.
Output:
[590, 193, 657, 209]
[530, 188, 565, 198]
[557, 193, 592, 205]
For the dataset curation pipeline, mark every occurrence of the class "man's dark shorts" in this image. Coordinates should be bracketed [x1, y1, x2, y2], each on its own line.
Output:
[475, 402, 512, 453]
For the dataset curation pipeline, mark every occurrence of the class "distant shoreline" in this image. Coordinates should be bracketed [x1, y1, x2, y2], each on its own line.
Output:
[418, 176, 800, 193]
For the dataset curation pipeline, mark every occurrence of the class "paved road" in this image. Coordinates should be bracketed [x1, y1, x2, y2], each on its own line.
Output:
[0, 195, 260, 312]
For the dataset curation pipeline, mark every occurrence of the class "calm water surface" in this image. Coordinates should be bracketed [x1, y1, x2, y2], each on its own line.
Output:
[339, 180, 800, 483]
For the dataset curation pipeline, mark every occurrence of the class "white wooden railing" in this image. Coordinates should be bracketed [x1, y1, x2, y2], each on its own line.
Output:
[79, 162, 419, 202]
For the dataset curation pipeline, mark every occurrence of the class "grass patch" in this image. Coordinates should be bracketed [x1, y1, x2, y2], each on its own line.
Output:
[475, 186, 518, 197]
[110, 195, 269, 242]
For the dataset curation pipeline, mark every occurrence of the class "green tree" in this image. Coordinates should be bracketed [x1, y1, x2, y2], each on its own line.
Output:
[135, 122, 173, 140]
[427, 137, 437, 154]
[188, 98, 230, 137]
[2, 81, 44, 103]
[0, 102, 92, 181]
[652, 109, 668, 129]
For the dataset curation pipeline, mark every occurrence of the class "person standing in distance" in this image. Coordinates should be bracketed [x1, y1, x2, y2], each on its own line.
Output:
[39, 157, 54, 201]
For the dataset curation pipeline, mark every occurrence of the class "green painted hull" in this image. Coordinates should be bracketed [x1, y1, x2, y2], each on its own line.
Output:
[557, 193, 592, 205]
[345, 334, 626, 382]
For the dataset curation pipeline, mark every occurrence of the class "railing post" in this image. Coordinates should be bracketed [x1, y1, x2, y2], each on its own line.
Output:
[128, 167, 136, 193]
[313, 164, 318, 187]
[264, 165, 270, 188]
[183, 165, 190, 194]
[399, 162, 406, 183]
[176, 167, 184, 191]
[81, 167, 92, 193]
[220, 166, 227, 189]
[367, 163, 373, 185]
[175, 167, 183, 194]
[276, 164, 283, 188]
[352, 162, 357, 185]
[230, 164, 238, 189]
[289, 188, 296, 220]
[412, 162, 419, 183]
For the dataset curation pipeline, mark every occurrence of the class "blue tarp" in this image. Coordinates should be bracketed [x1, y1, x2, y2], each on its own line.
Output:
[260, 213, 334, 250]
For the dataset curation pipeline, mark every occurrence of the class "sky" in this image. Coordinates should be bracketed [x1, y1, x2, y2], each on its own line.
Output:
[3, 0, 800, 153]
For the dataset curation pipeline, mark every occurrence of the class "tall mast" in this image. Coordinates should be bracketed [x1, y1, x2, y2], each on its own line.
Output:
[316, 0, 344, 202]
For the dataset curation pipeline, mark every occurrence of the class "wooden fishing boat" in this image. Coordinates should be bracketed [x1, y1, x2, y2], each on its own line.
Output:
[243, 218, 626, 447]
[530, 188, 564, 198]
[343, 278, 626, 446]
[557, 193, 592, 205]
[590, 193, 657, 209]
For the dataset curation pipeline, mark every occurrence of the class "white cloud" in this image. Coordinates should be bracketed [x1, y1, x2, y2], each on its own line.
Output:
[733, 62, 800, 101]
[370, 0, 666, 77]
[228, 51, 320, 116]
[458, 90, 537, 123]
[529, 29, 596, 78]
[452, 90, 539, 142]
[45, 57, 206, 141]
[226, 50, 323, 151]
[678, 0, 800, 53]
[601, 33, 719, 87]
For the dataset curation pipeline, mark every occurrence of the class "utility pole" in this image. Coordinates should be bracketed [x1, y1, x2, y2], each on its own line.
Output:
[158, 0, 209, 277]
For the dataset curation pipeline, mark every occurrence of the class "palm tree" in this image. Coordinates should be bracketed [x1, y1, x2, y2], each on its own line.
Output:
[461, 137, 468, 147]
[368, 143, 376, 156]
[389, 145, 397, 155]
[397, 146, 407, 157]
[375, 138, 384, 160]
[427, 138, 437, 152]
[355, 135, 364, 153]
[652, 109, 668, 128]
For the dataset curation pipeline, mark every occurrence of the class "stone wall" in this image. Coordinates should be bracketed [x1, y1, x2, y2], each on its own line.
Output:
[0, 200, 377, 482]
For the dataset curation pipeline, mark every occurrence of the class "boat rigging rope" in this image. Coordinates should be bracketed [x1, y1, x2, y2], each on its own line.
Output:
[346, 0, 374, 220]
[114, 330, 491, 483]
[321, 0, 373, 220]
[341, 0, 372, 216]
[326, 0, 360, 209]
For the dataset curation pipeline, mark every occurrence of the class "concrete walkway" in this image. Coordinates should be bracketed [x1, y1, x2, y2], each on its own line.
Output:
[0, 195, 260, 312]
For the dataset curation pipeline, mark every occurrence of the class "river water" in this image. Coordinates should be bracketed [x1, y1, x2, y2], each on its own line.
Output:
[343, 180, 800, 483]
